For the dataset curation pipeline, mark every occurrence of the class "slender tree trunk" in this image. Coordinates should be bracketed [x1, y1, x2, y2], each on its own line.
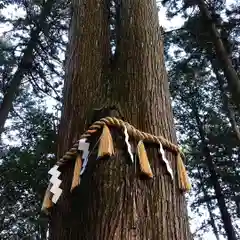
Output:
[192, 106, 237, 240]
[197, 0, 240, 109]
[210, 60, 240, 143]
[50, 0, 191, 239]
[0, 0, 54, 136]
[197, 169, 220, 240]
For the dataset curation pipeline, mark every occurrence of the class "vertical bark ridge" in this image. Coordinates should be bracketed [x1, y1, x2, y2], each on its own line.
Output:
[51, 0, 111, 238]
[57, 0, 111, 157]
[112, 0, 176, 142]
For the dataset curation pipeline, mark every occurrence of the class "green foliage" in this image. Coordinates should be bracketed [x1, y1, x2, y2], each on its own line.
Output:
[0, 94, 57, 238]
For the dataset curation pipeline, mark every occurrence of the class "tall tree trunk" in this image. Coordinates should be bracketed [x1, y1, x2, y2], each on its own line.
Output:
[197, 0, 240, 109]
[50, 0, 191, 239]
[210, 60, 240, 143]
[192, 106, 237, 240]
[197, 169, 220, 240]
[0, 0, 54, 136]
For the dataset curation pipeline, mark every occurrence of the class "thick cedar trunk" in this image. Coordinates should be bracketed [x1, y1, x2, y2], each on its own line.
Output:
[50, 0, 191, 239]
[0, 0, 54, 136]
[197, 0, 240, 109]
[193, 107, 237, 240]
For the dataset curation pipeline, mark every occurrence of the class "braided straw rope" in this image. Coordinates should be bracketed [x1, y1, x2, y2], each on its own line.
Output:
[56, 117, 184, 167]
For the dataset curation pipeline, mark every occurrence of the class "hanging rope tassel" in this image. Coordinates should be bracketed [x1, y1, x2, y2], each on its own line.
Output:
[41, 184, 53, 215]
[137, 141, 153, 178]
[98, 125, 114, 159]
[71, 154, 82, 191]
[177, 153, 191, 192]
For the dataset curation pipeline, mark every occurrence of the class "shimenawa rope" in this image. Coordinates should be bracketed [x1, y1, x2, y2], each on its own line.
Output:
[57, 117, 184, 167]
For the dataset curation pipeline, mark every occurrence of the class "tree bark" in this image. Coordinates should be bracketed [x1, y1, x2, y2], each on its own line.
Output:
[192, 106, 237, 240]
[50, 0, 191, 239]
[197, 0, 240, 109]
[0, 0, 54, 136]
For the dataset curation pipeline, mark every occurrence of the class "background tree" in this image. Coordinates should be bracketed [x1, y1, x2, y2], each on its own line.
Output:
[162, 0, 240, 238]
[0, 0, 69, 136]
[0, 0, 67, 237]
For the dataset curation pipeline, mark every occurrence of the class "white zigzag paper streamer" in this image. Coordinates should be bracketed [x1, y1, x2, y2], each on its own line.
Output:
[158, 141, 173, 180]
[48, 165, 62, 203]
[123, 125, 134, 163]
[79, 138, 90, 175]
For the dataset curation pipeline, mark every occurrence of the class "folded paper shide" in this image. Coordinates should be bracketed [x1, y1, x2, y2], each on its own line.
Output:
[41, 117, 191, 214]
[41, 165, 62, 214]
